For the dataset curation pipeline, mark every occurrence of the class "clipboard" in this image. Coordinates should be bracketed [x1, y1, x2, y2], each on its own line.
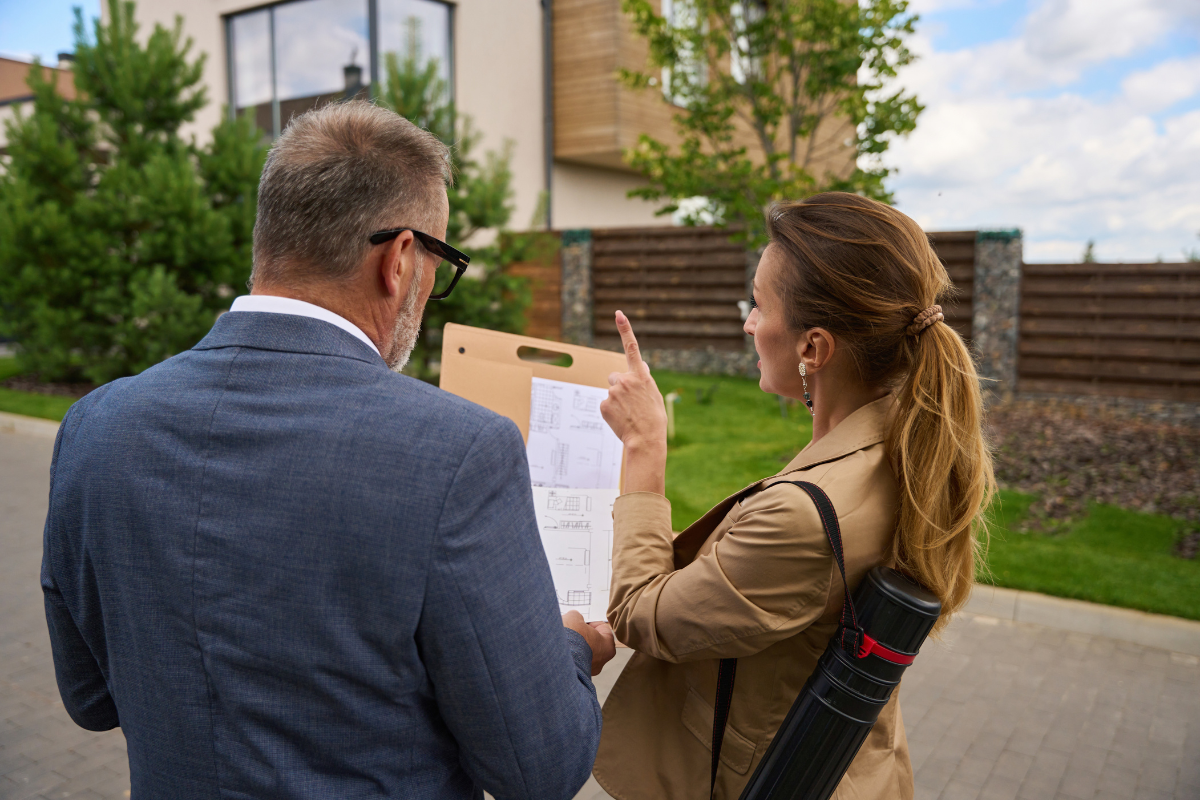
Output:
[440, 323, 628, 449]
[441, 323, 632, 629]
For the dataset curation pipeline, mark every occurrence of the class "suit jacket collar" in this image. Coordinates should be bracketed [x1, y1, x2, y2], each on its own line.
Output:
[195, 311, 386, 367]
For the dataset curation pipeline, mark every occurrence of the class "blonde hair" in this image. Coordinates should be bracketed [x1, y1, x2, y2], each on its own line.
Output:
[767, 192, 995, 632]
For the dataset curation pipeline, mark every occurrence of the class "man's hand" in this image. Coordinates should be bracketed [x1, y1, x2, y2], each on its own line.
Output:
[562, 611, 616, 676]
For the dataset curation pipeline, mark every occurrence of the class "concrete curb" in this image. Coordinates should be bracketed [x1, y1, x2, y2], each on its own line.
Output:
[966, 584, 1200, 657]
[0, 410, 61, 440]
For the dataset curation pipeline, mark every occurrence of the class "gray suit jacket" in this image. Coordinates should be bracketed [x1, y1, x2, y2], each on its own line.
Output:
[41, 311, 601, 800]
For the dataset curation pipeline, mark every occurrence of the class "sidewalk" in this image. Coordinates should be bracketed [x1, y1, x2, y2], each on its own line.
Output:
[2, 425, 1198, 800]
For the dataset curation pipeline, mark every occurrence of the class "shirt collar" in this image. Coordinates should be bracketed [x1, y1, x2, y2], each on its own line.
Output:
[229, 295, 380, 356]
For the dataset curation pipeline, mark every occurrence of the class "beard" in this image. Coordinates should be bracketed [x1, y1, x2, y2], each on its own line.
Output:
[383, 267, 425, 372]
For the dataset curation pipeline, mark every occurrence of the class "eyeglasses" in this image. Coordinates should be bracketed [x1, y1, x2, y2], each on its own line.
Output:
[368, 227, 471, 300]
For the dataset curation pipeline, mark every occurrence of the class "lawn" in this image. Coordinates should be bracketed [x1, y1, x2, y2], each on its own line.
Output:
[0, 357, 76, 422]
[652, 370, 1200, 622]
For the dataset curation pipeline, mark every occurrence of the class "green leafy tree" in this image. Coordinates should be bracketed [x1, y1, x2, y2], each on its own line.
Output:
[377, 27, 548, 382]
[0, 0, 266, 384]
[620, 0, 923, 246]
[1082, 239, 1097, 262]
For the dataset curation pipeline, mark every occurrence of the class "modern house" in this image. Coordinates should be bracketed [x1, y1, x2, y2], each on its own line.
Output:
[115, 0, 652, 230]
[0, 55, 76, 154]
[125, 0, 851, 233]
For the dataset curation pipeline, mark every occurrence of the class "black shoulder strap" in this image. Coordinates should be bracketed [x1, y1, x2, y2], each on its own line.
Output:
[709, 481, 862, 798]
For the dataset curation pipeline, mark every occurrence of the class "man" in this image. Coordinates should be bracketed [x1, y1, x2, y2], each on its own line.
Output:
[41, 101, 615, 799]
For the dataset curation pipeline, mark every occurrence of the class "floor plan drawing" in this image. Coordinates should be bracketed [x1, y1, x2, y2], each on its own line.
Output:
[526, 378, 623, 490]
[531, 486, 618, 622]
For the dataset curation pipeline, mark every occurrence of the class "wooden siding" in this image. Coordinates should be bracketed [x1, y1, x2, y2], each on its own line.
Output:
[1017, 262, 1200, 402]
[591, 226, 748, 352]
[552, 0, 855, 180]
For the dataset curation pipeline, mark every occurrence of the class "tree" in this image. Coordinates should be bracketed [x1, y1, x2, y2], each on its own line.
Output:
[377, 25, 546, 382]
[0, 0, 266, 384]
[620, 0, 923, 246]
[1082, 239, 1096, 262]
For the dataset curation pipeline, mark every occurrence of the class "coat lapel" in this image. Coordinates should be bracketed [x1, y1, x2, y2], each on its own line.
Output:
[671, 395, 894, 565]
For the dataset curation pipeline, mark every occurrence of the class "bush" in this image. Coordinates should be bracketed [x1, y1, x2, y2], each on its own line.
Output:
[0, 0, 265, 384]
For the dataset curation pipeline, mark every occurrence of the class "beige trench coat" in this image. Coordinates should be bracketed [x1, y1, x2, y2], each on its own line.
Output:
[593, 395, 913, 800]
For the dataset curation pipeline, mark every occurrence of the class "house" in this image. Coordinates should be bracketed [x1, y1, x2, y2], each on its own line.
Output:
[0, 55, 76, 154]
[124, 0, 845, 233]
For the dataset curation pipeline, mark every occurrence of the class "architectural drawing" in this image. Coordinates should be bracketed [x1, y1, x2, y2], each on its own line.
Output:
[531, 486, 618, 622]
[526, 378, 623, 490]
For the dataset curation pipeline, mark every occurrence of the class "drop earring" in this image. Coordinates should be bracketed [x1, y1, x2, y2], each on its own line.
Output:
[799, 363, 814, 415]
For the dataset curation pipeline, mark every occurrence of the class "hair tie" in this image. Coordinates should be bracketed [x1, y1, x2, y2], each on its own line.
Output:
[907, 305, 943, 336]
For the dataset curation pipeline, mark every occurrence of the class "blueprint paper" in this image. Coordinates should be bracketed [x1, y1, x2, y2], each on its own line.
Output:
[531, 487, 619, 622]
[526, 378, 623, 490]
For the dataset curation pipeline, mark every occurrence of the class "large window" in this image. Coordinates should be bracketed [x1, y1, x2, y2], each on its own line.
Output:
[226, 0, 452, 137]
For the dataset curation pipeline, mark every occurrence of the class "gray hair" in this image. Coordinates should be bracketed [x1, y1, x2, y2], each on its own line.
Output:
[250, 101, 451, 288]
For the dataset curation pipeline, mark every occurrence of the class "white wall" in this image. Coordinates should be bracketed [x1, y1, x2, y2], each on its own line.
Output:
[129, 0, 664, 233]
[551, 161, 665, 229]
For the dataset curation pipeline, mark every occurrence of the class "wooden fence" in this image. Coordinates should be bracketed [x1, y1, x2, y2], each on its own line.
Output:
[927, 231, 976, 342]
[590, 226, 748, 352]
[1018, 262, 1200, 403]
[511, 225, 979, 352]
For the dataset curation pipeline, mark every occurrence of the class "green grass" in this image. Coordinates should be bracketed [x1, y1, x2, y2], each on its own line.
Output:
[655, 370, 813, 532]
[653, 369, 1200, 621]
[985, 490, 1200, 621]
[0, 357, 76, 422]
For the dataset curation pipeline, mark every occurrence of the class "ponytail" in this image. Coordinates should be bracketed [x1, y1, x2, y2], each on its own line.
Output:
[766, 192, 997, 633]
[890, 322, 995, 632]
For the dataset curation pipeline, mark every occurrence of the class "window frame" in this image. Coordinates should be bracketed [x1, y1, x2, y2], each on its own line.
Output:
[224, 0, 455, 137]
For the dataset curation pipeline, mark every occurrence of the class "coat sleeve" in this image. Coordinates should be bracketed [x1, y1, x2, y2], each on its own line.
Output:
[607, 483, 835, 662]
[41, 407, 120, 731]
[415, 415, 602, 800]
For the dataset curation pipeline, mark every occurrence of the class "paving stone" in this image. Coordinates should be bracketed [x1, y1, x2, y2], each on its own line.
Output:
[939, 779, 982, 800]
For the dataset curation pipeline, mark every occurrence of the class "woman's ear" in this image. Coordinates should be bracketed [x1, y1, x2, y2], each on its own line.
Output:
[805, 328, 836, 372]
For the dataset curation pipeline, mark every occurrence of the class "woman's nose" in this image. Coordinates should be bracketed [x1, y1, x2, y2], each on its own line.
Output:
[743, 309, 758, 337]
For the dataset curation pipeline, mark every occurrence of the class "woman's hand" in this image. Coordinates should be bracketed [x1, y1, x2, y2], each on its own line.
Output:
[601, 311, 668, 495]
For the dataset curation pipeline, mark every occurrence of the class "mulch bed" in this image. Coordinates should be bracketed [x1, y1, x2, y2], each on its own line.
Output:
[986, 398, 1200, 557]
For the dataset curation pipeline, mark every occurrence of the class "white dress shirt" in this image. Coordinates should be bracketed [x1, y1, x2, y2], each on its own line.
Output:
[229, 295, 380, 356]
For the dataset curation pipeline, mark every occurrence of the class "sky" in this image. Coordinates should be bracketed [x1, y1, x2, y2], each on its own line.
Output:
[2, 0, 1199, 262]
[888, 0, 1200, 262]
[0, 0, 99, 65]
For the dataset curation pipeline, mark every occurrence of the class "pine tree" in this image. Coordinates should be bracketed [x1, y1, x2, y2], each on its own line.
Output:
[377, 26, 544, 382]
[0, 0, 266, 384]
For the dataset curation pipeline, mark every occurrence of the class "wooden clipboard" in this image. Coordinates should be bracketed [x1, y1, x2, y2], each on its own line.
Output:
[439, 323, 628, 446]
[441, 323, 632, 635]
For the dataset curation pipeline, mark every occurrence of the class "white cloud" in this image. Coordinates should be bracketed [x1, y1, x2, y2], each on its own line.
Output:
[886, 0, 1200, 261]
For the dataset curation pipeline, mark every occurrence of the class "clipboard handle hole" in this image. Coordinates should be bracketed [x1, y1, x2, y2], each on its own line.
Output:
[517, 346, 574, 368]
[458, 347, 465, 354]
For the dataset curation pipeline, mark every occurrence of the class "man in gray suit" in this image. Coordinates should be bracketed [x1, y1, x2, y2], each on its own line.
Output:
[41, 101, 615, 800]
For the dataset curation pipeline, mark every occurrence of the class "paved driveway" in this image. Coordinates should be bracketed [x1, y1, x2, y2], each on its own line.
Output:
[2, 428, 1197, 800]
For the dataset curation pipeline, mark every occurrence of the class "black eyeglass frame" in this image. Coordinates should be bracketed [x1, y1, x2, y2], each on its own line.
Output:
[368, 227, 471, 300]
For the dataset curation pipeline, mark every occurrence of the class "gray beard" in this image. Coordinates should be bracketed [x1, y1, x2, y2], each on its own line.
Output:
[384, 270, 424, 372]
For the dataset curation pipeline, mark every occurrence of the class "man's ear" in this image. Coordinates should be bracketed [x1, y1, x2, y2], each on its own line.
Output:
[380, 231, 416, 299]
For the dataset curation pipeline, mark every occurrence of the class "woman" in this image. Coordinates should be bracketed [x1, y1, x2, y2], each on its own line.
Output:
[594, 192, 995, 800]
